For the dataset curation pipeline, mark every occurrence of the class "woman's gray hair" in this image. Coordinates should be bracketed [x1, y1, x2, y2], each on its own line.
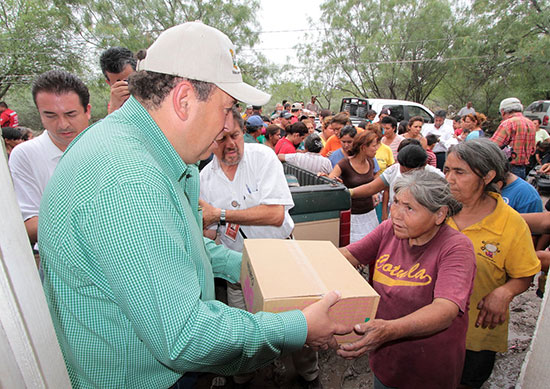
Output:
[394, 170, 462, 217]
[447, 138, 507, 193]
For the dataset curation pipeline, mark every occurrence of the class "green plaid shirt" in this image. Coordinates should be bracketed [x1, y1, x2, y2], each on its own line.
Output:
[39, 97, 307, 388]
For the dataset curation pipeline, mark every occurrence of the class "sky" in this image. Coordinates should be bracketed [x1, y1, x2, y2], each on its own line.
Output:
[250, 0, 322, 67]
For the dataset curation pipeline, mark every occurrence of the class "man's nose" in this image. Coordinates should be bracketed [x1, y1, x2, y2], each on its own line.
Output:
[223, 112, 234, 133]
[57, 116, 70, 130]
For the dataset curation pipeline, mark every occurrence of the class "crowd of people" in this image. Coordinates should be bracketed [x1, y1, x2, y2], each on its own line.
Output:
[1, 20, 549, 389]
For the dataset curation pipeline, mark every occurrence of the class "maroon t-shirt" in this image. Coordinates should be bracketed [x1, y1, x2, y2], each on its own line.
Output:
[347, 220, 476, 388]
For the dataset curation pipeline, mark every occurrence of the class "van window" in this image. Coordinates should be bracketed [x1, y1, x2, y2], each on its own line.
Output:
[526, 102, 543, 112]
[383, 105, 404, 122]
[408, 106, 433, 123]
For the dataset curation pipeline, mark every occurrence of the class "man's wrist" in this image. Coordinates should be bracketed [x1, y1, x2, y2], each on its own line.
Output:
[219, 209, 226, 226]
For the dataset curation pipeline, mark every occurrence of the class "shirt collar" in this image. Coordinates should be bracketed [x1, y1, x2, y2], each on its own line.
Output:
[449, 192, 508, 235]
[119, 96, 195, 183]
[41, 131, 65, 161]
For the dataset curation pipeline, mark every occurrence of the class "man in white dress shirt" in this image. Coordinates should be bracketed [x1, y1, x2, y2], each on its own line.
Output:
[9, 70, 90, 246]
[421, 110, 455, 170]
[200, 108, 321, 388]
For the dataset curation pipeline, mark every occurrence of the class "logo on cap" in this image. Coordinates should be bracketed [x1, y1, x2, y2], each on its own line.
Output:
[229, 48, 241, 75]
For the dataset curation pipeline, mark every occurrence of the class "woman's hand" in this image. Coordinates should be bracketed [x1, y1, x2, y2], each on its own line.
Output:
[337, 298, 459, 359]
[475, 289, 511, 329]
[475, 277, 533, 329]
[337, 319, 395, 359]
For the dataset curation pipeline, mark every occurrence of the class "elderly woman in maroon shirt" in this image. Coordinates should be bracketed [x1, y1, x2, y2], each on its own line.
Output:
[338, 170, 476, 389]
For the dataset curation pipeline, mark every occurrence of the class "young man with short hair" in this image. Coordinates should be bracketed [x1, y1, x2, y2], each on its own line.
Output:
[100, 46, 137, 113]
[9, 70, 91, 245]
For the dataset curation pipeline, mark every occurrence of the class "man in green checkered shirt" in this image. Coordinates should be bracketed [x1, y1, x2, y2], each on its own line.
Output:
[38, 22, 350, 388]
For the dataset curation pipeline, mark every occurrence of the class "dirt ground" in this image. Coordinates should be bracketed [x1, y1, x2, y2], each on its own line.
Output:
[197, 277, 543, 388]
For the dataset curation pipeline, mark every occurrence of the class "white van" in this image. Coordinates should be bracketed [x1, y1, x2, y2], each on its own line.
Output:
[340, 97, 435, 126]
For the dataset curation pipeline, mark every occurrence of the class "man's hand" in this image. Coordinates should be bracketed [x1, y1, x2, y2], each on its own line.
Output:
[475, 287, 512, 329]
[108, 80, 131, 113]
[302, 290, 353, 350]
[540, 163, 550, 175]
[337, 319, 395, 359]
[199, 199, 221, 228]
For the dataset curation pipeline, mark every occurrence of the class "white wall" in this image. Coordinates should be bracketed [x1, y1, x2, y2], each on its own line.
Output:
[0, 152, 71, 388]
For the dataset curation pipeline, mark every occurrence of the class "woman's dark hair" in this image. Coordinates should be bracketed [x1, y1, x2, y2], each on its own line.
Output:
[380, 115, 398, 129]
[394, 170, 462, 218]
[447, 138, 507, 193]
[304, 133, 323, 153]
[338, 124, 357, 139]
[265, 124, 281, 140]
[2, 127, 23, 141]
[407, 116, 425, 128]
[398, 120, 408, 135]
[287, 121, 309, 136]
[348, 131, 379, 157]
[397, 144, 428, 168]
[397, 138, 421, 152]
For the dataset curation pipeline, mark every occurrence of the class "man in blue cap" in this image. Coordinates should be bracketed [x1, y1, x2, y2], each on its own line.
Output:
[244, 114, 265, 143]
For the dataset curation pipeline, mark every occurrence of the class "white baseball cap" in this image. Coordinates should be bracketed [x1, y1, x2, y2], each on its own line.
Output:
[137, 21, 271, 106]
[499, 97, 523, 113]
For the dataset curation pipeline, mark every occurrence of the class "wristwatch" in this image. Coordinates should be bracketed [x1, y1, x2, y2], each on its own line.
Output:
[219, 209, 226, 226]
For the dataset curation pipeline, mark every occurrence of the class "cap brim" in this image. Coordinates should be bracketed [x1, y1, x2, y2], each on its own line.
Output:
[216, 81, 271, 106]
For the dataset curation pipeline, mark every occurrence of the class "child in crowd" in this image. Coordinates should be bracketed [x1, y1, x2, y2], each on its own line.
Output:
[425, 134, 438, 168]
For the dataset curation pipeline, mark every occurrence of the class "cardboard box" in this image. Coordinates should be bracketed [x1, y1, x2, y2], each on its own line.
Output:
[241, 239, 379, 344]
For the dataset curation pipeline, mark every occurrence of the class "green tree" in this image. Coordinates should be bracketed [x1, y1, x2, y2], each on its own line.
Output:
[60, 0, 261, 55]
[0, 0, 84, 99]
[436, 0, 550, 116]
[306, 0, 457, 103]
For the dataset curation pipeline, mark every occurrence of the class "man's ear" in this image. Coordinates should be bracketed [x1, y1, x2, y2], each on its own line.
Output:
[85, 104, 92, 121]
[105, 79, 112, 87]
[172, 80, 194, 122]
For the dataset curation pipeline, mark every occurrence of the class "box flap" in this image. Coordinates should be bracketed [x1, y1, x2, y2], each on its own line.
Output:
[243, 239, 377, 300]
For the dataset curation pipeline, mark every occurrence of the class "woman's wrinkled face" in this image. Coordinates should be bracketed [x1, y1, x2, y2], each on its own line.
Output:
[443, 152, 487, 205]
[390, 189, 439, 241]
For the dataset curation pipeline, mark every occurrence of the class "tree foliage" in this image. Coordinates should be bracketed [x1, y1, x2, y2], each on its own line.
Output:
[0, 0, 84, 99]
[304, 0, 457, 104]
[59, 0, 261, 55]
[435, 0, 550, 116]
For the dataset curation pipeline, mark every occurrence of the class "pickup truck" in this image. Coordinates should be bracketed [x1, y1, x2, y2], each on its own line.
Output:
[340, 97, 435, 126]
[283, 162, 351, 247]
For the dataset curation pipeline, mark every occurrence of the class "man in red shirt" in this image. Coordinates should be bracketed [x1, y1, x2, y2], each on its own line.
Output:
[491, 97, 536, 179]
[0, 102, 19, 127]
[275, 121, 308, 155]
